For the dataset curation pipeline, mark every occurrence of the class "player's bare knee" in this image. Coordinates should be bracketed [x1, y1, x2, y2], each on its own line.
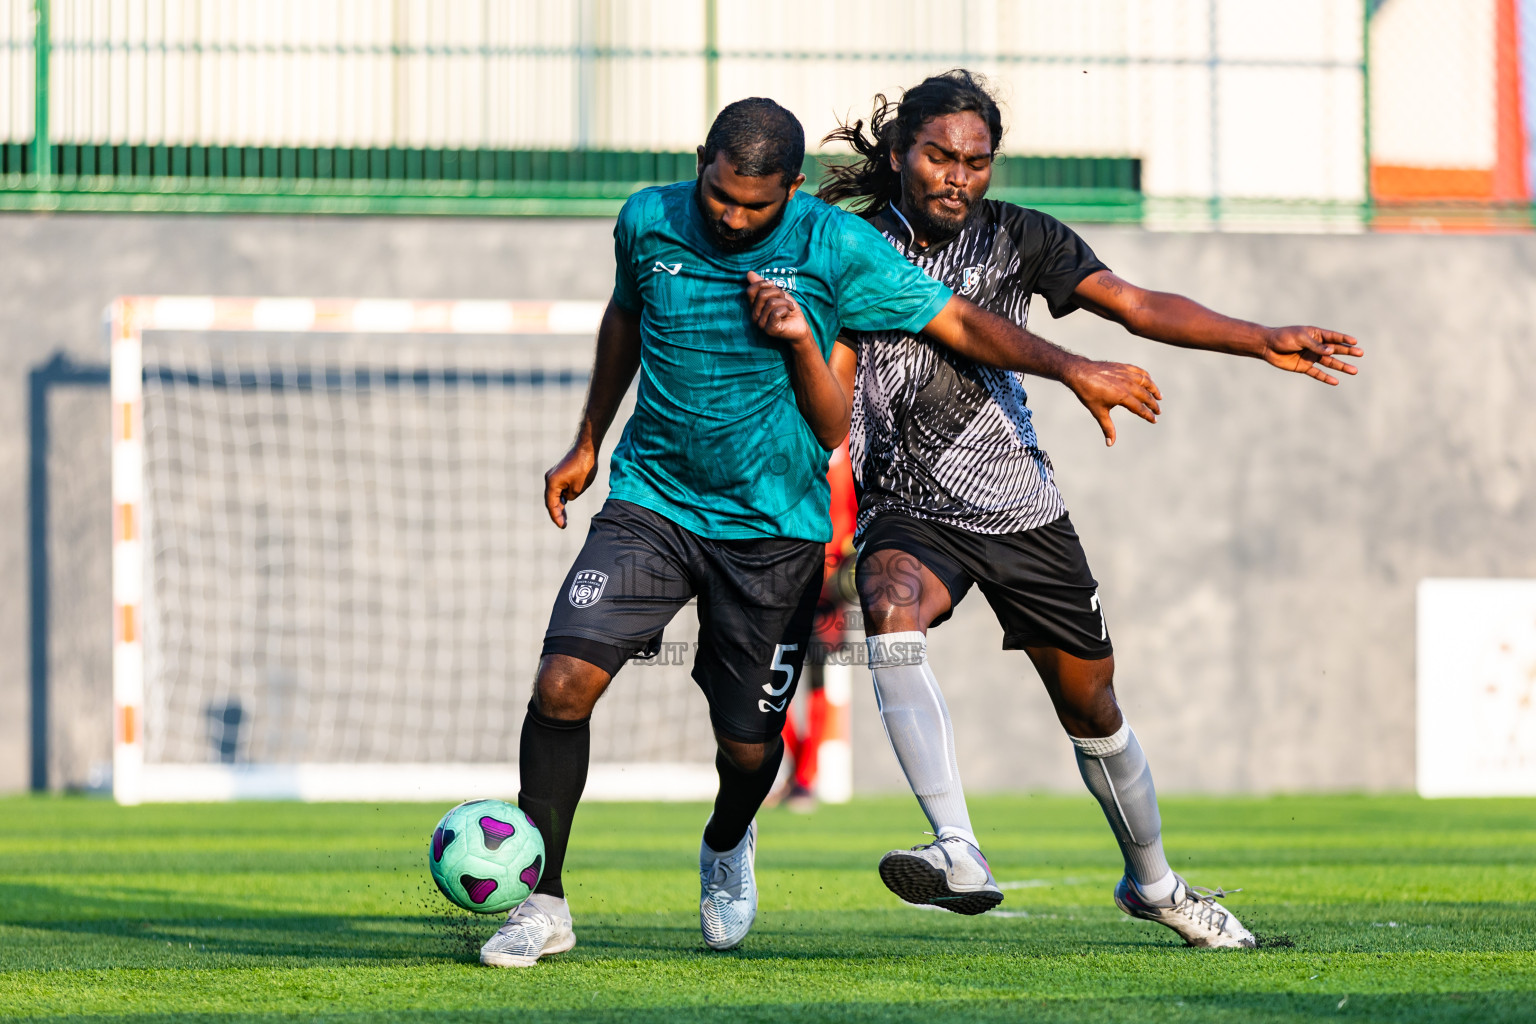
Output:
[532, 654, 608, 720]
[859, 595, 920, 635]
[717, 735, 778, 773]
[1030, 648, 1121, 735]
[1062, 698, 1123, 739]
[857, 551, 940, 633]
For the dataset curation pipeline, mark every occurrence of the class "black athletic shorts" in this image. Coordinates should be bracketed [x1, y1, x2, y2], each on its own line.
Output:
[543, 499, 824, 743]
[856, 512, 1112, 660]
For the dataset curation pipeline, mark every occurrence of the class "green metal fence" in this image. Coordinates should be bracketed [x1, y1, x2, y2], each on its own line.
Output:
[0, 0, 1151, 221]
[12, 0, 1524, 228]
[0, 144, 1142, 220]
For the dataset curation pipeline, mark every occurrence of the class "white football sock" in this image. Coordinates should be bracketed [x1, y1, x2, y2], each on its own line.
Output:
[867, 631, 976, 846]
[1070, 721, 1176, 903]
[520, 892, 572, 921]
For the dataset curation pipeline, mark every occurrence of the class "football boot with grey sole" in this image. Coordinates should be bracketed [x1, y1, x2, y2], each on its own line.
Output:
[878, 834, 1004, 916]
[699, 820, 758, 950]
[479, 893, 577, 967]
[1114, 874, 1256, 948]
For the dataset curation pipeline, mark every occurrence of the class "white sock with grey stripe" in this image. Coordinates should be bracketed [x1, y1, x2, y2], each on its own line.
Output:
[1070, 721, 1177, 904]
[867, 631, 977, 847]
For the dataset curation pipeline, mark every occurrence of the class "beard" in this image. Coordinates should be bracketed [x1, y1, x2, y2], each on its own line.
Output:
[900, 173, 979, 246]
[694, 177, 787, 253]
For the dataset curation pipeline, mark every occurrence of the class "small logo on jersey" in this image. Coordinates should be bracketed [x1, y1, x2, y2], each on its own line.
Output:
[652, 261, 683, 275]
[568, 570, 608, 608]
[758, 697, 788, 713]
[959, 265, 984, 296]
[758, 265, 800, 293]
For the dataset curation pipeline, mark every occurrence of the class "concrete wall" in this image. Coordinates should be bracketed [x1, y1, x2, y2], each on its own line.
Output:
[865, 228, 1536, 796]
[3, 213, 1534, 795]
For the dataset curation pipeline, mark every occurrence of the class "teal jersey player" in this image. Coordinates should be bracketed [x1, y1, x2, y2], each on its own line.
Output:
[491, 97, 1164, 968]
[607, 181, 951, 542]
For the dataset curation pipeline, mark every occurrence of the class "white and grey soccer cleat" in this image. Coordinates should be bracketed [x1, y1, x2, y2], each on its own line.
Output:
[699, 820, 758, 950]
[479, 893, 577, 967]
[1114, 874, 1256, 948]
[878, 834, 1004, 916]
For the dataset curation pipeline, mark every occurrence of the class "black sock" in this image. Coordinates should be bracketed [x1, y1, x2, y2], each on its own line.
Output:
[703, 740, 783, 853]
[517, 700, 590, 899]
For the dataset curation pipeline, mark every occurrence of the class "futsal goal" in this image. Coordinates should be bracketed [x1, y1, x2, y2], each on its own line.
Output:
[109, 295, 854, 804]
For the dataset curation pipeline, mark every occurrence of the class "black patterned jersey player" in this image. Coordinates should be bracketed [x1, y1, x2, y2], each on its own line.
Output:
[847, 198, 1105, 537]
[820, 70, 1363, 947]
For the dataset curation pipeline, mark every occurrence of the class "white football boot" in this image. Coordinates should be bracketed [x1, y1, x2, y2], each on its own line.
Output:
[699, 820, 758, 950]
[878, 834, 1004, 916]
[1114, 874, 1256, 948]
[479, 893, 577, 967]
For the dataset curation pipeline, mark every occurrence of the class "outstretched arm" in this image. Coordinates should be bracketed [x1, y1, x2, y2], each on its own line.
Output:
[919, 295, 1162, 447]
[1073, 270, 1363, 386]
[747, 271, 853, 450]
[543, 299, 643, 528]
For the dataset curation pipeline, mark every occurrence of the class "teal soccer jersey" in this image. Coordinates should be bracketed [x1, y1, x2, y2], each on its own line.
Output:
[608, 181, 952, 542]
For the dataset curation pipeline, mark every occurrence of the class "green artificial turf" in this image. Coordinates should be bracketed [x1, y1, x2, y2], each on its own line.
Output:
[1, 793, 1533, 1022]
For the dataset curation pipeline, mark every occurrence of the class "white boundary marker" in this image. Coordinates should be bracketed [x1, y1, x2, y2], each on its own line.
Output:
[131, 763, 720, 804]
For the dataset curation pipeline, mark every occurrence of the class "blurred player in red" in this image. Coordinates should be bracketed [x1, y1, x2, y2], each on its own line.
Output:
[777, 438, 859, 812]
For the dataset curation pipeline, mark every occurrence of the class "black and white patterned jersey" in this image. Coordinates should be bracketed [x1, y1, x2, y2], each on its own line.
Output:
[844, 199, 1108, 537]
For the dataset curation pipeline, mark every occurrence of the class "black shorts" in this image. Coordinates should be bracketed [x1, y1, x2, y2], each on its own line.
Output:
[544, 500, 824, 743]
[856, 513, 1112, 660]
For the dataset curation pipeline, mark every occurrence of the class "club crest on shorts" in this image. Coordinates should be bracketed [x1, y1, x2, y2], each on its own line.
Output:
[568, 569, 608, 608]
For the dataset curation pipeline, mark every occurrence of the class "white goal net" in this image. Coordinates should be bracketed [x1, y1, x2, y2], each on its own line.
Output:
[109, 296, 717, 803]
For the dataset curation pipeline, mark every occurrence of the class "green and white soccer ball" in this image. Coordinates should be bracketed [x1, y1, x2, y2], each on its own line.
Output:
[428, 799, 545, 914]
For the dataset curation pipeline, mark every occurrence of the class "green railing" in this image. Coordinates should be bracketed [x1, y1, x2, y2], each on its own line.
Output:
[7, 0, 1531, 229]
[0, 141, 1143, 221]
[0, 0, 1156, 220]
[33, 1, 1527, 225]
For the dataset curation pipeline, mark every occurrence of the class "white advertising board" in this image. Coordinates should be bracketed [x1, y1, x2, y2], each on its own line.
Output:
[1417, 579, 1536, 797]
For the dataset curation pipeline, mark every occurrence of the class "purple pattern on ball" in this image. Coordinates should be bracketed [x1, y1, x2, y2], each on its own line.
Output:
[520, 854, 543, 891]
[431, 826, 455, 863]
[479, 815, 516, 850]
[461, 875, 498, 905]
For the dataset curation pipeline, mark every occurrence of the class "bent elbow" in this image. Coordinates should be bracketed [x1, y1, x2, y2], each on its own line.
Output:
[1119, 306, 1157, 339]
[814, 421, 850, 452]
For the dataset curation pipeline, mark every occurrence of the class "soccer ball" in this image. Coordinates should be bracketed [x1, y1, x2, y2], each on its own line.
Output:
[428, 799, 545, 914]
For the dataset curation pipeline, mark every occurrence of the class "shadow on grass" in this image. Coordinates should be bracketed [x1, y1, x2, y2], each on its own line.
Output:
[6, 993, 1533, 1024]
[8, 877, 1536, 968]
[4, 878, 1170, 967]
[9, 911, 1154, 968]
[0, 880, 489, 964]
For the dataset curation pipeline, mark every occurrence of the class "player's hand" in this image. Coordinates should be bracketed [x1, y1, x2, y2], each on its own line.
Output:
[746, 271, 815, 348]
[1062, 358, 1162, 447]
[1260, 326, 1363, 386]
[544, 441, 598, 528]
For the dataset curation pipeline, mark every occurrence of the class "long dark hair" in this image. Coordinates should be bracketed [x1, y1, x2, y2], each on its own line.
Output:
[817, 69, 1004, 213]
